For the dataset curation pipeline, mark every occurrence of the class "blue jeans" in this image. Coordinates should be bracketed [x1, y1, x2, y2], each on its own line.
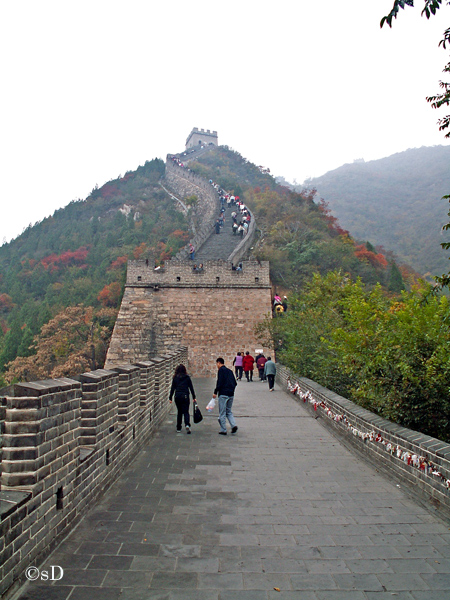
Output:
[218, 395, 236, 432]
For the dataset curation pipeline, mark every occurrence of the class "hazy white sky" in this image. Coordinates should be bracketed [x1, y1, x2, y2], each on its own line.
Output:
[1, 1, 449, 244]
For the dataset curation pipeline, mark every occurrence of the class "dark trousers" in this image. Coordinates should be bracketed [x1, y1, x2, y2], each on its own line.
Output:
[175, 395, 190, 429]
[245, 370, 253, 381]
[258, 367, 266, 380]
[267, 374, 275, 390]
[235, 366, 243, 380]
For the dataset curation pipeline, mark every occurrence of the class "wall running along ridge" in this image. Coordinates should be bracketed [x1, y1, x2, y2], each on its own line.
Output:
[0, 348, 187, 599]
[164, 159, 219, 261]
[164, 155, 257, 264]
[276, 364, 450, 518]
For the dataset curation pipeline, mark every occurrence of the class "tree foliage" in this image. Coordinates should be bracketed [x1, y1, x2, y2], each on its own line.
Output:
[381, 1, 450, 288]
[257, 271, 450, 442]
[0, 157, 189, 377]
[381, 1, 450, 136]
[191, 147, 396, 291]
[303, 147, 450, 278]
[4, 306, 117, 383]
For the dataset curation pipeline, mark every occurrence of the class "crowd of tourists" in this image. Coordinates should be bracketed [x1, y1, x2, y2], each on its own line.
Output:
[207, 178, 252, 238]
[232, 351, 276, 391]
[169, 352, 277, 437]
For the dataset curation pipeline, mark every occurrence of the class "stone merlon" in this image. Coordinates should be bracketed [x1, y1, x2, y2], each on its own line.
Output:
[126, 260, 271, 288]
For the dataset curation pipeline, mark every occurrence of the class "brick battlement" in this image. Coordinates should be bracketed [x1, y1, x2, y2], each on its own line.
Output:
[106, 259, 273, 376]
[127, 260, 271, 288]
[185, 127, 218, 149]
[0, 349, 187, 598]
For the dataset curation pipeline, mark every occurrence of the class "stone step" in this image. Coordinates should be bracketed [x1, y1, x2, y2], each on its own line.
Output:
[194, 206, 247, 262]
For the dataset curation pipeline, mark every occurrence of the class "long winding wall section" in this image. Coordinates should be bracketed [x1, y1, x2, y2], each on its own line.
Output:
[0, 348, 187, 599]
[164, 159, 219, 260]
[164, 153, 257, 262]
[105, 148, 264, 376]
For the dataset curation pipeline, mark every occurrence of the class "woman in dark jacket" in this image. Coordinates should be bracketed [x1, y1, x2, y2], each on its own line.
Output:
[169, 364, 196, 434]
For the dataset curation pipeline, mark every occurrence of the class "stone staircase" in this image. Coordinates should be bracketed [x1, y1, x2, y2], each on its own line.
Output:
[193, 205, 246, 262]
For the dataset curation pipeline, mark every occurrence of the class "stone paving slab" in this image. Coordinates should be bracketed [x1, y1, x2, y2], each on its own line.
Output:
[194, 205, 243, 261]
[12, 377, 450, 600]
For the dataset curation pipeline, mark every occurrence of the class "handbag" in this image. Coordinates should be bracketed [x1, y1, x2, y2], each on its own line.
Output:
[193, 401, 203, 424]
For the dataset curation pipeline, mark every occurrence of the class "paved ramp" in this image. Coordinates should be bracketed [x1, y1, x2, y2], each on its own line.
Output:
[16, 377, 450, 599]
[194, 206, 245, 262]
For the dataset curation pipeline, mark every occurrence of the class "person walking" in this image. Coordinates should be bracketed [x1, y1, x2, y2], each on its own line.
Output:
[256, 354, 267, 380]
[232, 352, 244, 380]
[242, 351, 255, 382]
[189, 244, 195, 260]
[264, 356, 277, 392]
[213, 357, 238, 435]
[169, 364, 196, 434]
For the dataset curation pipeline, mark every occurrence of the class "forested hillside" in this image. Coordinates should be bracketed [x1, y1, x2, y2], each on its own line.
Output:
[190, 146, 413, 291]
[301, 146, 450, 278]
[0, 158, 189, 384]
[193, 147, 450, 442]
[0, 144, 430, 418]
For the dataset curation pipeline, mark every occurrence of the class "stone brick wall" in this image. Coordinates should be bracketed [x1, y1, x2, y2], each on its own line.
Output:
[106, 261, 273, 376]
[185, 127, 218, 149]
[228, 213, 257, 265]
[126, 259, 271, 287]
[164, 161, 219, 260]
[0, 348, 187, 599]
[277, 364, 450, 517]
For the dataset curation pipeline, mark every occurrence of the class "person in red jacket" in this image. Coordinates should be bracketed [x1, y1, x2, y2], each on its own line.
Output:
[242, 351, 255, 382]
[256, 354, 267, 381]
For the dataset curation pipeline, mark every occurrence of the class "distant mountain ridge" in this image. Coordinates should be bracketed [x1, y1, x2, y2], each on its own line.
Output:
[301, 146, 450, 277]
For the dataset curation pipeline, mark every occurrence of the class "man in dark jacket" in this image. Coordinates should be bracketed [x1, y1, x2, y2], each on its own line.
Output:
[213, 357, 238, 435]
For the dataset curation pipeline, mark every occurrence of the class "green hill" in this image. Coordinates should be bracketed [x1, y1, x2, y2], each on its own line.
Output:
[301, 146, 450, 278]
[0, 146, 416, 383]
[189, 146, 408, 290]
[0, 158, 189, 380]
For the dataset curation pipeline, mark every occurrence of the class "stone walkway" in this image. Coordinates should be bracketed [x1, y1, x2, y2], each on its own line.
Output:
[14, 377, 450, 600]
[195, 206, 245, 262]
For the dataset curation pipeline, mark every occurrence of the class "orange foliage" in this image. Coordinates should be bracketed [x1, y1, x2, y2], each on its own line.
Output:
[100, 183, 119, 199]
[41, 246, 90, 270]
[156, 241, 172, 263]
[0, 293, 14, 313]
[109, 256, 128, 270]
[98, 282, 122, 307]
[317, 199, 349, 237]
[354, 245, 388, 268]
[171, 229, 190, 242]
[133, 243, 147, 259]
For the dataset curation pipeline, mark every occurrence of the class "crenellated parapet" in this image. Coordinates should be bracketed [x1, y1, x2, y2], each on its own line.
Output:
[126, 259, 271, 288]
[164, 159, 220, 260]
[185, 127, 218, 149]
[106, 260, 273, 376]
[0, 347, 187, 599]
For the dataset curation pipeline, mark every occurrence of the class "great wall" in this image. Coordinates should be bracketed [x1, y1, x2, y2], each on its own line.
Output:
[1, 133, 450, 598]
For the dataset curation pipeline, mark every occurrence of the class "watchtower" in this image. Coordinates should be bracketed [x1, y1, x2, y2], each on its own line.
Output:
[105, 260, 273, 377]
[186, 127, 218, 150]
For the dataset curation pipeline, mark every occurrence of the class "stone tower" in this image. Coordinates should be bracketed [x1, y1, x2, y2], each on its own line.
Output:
[105, 260, 273, 377]
[186, 127, 218, 150]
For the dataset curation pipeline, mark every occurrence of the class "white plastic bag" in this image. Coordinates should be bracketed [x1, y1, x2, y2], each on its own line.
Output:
[206, 397, 216, 411]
